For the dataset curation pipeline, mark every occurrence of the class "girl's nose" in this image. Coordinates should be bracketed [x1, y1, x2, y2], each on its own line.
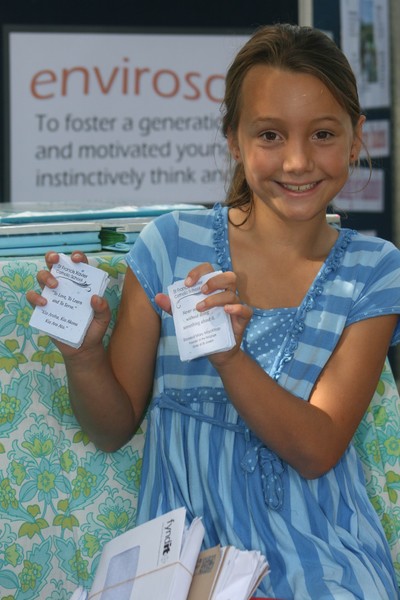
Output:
[282, 139, 314, 174]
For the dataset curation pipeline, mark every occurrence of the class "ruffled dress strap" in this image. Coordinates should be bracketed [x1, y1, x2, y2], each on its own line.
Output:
[213, 203, 231, 272]
[273, 228, 356, 390]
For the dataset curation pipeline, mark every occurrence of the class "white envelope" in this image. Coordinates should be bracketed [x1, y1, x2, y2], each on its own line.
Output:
[88, 507, 204, 600]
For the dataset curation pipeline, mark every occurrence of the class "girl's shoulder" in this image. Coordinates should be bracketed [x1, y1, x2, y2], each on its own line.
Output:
[144, 204, 221, 237]
[339, 228, 400, 265]
[129, 204, 226, 270]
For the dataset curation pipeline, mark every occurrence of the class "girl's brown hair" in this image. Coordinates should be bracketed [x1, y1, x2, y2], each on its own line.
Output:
[222, 23, 362, 211]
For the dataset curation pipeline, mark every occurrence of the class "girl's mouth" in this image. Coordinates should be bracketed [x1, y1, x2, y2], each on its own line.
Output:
[280, 182, 318, 192]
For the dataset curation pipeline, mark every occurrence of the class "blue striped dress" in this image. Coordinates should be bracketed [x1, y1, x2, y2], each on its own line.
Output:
[126, 203, 400, 599]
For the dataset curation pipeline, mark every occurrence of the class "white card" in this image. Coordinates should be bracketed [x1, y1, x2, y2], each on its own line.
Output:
[168, 271, 235, 361]
[29, 253, 109, 348]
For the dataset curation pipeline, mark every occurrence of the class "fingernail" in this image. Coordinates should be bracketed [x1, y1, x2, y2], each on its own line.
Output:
[185, 276, 193, 286]
[196, 301, 205, 310]
[201, 284, 208, 293]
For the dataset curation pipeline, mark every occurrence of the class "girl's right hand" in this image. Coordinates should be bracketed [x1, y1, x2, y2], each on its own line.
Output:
[26, 250, 112, 358]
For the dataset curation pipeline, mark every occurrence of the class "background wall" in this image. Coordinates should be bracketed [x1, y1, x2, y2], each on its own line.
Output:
[0, 0, 298, 29]
[0, 0, 298, 204]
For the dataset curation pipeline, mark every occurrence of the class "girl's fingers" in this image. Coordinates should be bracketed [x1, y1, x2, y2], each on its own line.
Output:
[200, 271, 238, 295]
[184, 262, 215, 286]
[154, 293, 172, 314]
[44, 251, 60, 270]
[196, 288, 239, 312]
[28, 251, 91, 307]
[36, 269, 59, 290]
[26, 289, 47, 307]
[44, 250, 88, 271]
[70, 251, 89, 264]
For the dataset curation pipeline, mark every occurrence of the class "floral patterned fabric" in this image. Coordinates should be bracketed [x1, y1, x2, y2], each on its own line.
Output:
[354, 359, 400, 586]
[0, 252, 398, 598]
[0, 254, 145, 599]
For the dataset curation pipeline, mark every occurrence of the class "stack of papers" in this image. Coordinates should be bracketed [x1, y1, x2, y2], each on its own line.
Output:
[29, 253, 109, 348]
[0, 204, 205, 258]
[0, 204, 205, 224]
[72, 507, 205, 600]
[168, 271, 236, 361]
[188, 545, 269, 600]
[0, 221, 101, 256]
[70, 507, 269, 600]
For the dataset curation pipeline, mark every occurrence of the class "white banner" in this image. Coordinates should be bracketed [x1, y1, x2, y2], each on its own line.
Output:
[7, 30, 248, 206]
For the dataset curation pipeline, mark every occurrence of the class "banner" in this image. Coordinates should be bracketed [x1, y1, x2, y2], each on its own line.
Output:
[5, 29, 248, 206]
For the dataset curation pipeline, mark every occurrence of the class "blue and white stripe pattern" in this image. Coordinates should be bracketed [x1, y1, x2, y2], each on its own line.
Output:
[126, 204, 400, 599]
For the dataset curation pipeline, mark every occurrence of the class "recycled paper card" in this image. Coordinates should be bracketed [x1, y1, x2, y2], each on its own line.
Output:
[29, 253, 109, 348]
[168, 271, 235, 361]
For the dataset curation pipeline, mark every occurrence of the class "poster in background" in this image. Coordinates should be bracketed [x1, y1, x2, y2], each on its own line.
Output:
[5, 29, 248, 206]
[340, 0, 390, 109]
[334, 167, 384, 212]
[360, 119, 390, 158]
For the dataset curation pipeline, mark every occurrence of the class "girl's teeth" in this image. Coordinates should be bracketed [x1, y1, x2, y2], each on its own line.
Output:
[283, 183, 316, 192]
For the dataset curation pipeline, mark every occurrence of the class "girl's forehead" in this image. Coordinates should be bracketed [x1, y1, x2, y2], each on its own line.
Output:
[242, 65, 327, 98]
[240, 65, 347, 120]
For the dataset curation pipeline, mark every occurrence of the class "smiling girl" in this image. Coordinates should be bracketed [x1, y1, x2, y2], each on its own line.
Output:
[28, 24, 400, 599]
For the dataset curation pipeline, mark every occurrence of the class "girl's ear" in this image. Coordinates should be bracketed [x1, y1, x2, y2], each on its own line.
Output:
[227, 128, 241, 162]
[350, 114, 366, 162]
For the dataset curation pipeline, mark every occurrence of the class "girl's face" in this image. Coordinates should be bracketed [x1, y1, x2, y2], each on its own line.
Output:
[228, 65, 364, 223]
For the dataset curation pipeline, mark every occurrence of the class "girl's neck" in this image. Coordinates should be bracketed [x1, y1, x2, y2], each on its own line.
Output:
[227, 204, 340, 309]
[228, 203, 339, 261]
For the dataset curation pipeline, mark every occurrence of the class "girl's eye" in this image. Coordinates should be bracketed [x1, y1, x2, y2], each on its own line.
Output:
[314, 130, 333, 140]
[261, 131, 280, 141]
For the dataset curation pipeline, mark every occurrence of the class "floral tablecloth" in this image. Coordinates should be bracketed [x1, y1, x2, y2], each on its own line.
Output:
[0, 253, 145, 599]
[0, 252, 399, 598]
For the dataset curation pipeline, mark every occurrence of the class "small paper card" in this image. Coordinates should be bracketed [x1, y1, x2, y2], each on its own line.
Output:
[168, 271, 235, 361]
[29, 253, 110, 348]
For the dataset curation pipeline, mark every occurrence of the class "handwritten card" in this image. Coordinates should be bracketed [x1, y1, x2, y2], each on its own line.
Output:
[29, 253, 109, 348]
[168, 271, 235, 361]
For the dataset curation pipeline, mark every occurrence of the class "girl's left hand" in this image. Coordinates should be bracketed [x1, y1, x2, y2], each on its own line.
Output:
[155, 263, 253, 362]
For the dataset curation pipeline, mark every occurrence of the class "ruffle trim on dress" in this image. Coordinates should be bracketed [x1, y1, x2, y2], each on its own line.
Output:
[273, 228, 356, 382]
[241, 436, 285, 510]
[213, 203, 230, 272]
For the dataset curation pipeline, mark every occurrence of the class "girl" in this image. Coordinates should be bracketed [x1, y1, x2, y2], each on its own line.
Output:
[29, 24, 400, 599]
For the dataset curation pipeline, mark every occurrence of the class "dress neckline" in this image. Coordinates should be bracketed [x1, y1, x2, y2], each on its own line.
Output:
[212, 203, 356, 379]
[212, 202, 355, 313]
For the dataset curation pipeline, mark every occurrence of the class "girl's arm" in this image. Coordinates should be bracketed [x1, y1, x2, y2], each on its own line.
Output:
[184, 265, 398, 479]
[65, 269, 160, 451]
[28, 254, 160, 452]
[214, 313, 396, 478]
